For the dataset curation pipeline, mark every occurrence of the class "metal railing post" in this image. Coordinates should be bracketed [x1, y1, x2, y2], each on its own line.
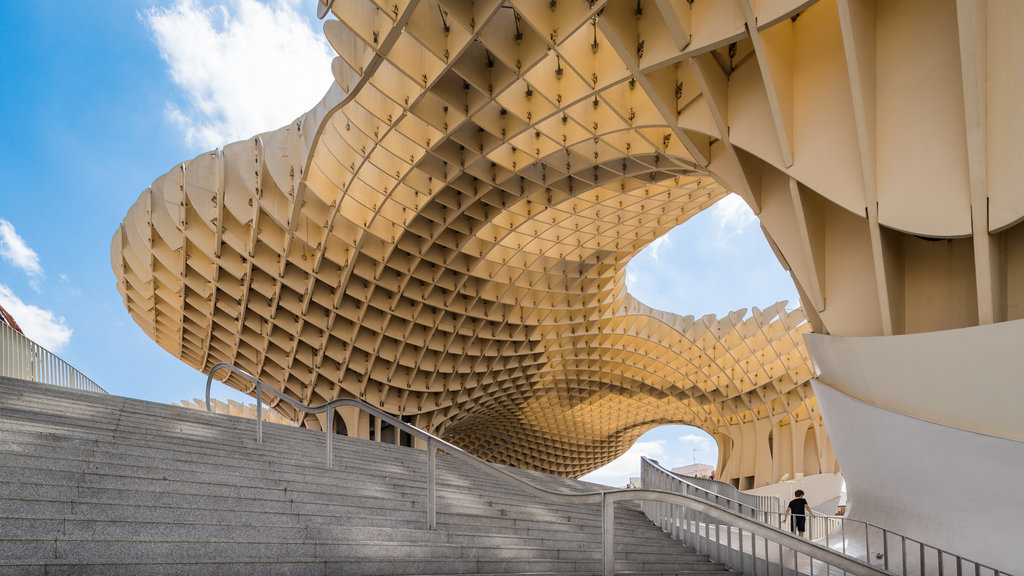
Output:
[427, 437, 436, 530]
[602, 492, 615, 576]
[256, 381, 263, 444]
[777, 540, 783, 575]
[865, 523, 871, 564]
[726, 514, 733, 569]
[325, 406, 333, 468]
[739, 525, 745, 573]
[842, 520, 847, 556]
[883, 528, 889, 571]
[902, 535, 907, 576]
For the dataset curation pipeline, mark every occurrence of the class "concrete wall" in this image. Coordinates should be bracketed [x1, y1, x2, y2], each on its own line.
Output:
[806, 321, 1024, 572]
[809, 332, 1024, 573]
[744, 472, 845, 512]
[806, 319, 1024, 442]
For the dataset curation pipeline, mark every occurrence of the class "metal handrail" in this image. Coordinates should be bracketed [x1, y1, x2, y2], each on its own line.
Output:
[204, 362, 887, 576]
[642, 457, 778, 522]
[669, 469, 784, 518]
[644, 457, 834, 538]
[643, 457, 1010, 576]
[0, 320, 105, 394]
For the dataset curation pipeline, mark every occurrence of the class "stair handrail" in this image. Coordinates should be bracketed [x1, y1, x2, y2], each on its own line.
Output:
[643, 456, 1009, 576]
[205, 362, 888, 576]
[640, 457, 780, 523]
[664, 465, 784, 517]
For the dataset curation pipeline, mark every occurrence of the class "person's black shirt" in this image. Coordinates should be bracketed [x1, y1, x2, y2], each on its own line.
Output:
[788, 497, 808, 515]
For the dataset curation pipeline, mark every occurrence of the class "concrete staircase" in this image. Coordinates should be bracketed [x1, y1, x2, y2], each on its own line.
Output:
[0, 377, 730, 575]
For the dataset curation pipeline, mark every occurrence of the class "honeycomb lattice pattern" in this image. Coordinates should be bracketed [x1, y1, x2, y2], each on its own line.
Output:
[112, 0, 830, 479]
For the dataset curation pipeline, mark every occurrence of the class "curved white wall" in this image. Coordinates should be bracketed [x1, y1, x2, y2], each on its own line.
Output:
[743, 472, 845, 511]
[811, 379, 1024, 573]
[805, 320, 1024, 442]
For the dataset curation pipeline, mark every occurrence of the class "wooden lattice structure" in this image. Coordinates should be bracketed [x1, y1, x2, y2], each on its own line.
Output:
[112, 0, 851, 483]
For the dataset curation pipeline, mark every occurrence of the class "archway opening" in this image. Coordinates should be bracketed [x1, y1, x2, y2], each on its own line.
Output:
[625, 193, 799, 318]
[332, 411, 348, 436]
[579, 424, 719, 488]
[803, 427, 821, 476]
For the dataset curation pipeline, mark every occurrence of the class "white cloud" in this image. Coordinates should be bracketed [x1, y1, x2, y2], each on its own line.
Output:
[580, 440, 666, 487]
[0, 284, 72, 352]
[580, 425, 721, 488]
[679, 433, 712, 444]
[648, 234, 670, 262]
[145, 0, 335, 150]
[679, 433, 716, 456]
[0, 219, 43, 279]
[710, 194, 757, 241]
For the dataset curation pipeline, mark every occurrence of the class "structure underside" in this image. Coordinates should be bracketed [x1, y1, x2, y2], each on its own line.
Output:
[119, 0, 1021, 483]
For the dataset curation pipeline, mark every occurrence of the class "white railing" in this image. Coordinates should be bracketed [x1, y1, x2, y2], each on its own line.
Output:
[642, 458, 1010, 576]
[0, 321, 105, 394]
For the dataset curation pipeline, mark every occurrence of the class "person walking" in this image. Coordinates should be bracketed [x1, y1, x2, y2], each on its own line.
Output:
[783, 489, 814, 537]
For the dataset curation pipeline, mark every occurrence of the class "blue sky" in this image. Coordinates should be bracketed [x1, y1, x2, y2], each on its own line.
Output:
[0, 0, 798, 487]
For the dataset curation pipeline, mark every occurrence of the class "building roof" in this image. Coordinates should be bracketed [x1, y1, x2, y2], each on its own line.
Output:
[0, 303, 23, 334]
[671, 463, 716, 477]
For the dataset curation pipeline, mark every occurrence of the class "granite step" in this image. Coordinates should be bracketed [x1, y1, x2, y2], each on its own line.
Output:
[0, 377, 728, 575]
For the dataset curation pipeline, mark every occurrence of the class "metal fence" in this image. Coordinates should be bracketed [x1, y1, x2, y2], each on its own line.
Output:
[0, 321, 106, 394]
[642, 457, 1009, 576]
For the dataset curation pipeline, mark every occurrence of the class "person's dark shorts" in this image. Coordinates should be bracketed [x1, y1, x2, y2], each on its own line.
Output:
[791, 516, 806, 532]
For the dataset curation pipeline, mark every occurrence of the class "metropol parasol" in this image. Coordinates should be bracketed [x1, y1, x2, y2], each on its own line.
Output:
[111, 0, 1024, 568]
